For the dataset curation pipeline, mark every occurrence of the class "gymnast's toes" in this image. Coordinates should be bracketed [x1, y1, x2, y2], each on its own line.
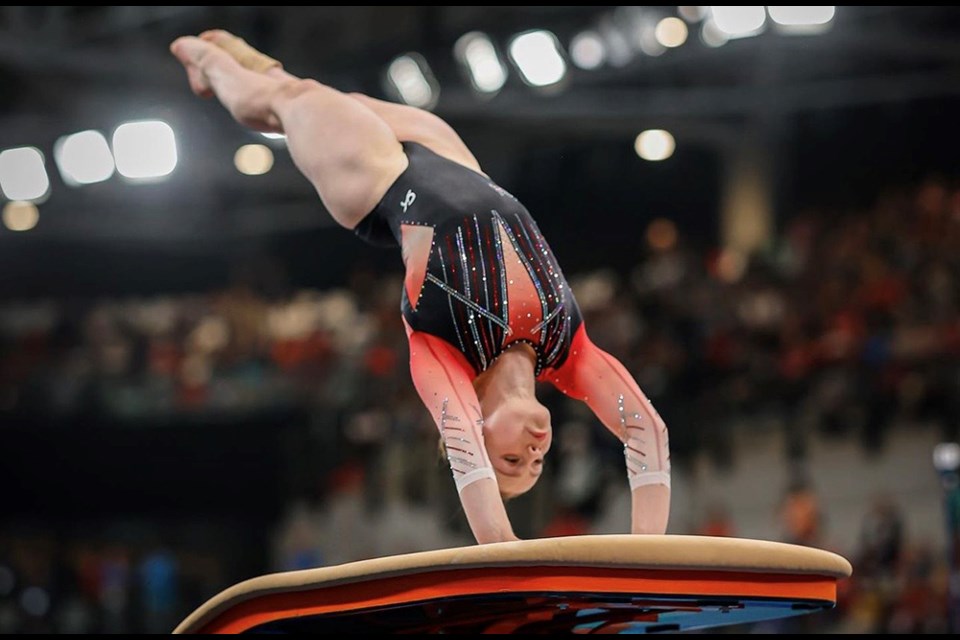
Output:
[200, 29, 282, 74]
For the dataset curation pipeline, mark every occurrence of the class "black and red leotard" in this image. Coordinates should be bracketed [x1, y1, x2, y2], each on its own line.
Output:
[355, 141, 670, 493]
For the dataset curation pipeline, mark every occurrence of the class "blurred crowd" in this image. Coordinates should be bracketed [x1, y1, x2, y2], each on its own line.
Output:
[2, 175, 959, 632]
[0, 521, 255, 634]
[2, 177, 958, 448]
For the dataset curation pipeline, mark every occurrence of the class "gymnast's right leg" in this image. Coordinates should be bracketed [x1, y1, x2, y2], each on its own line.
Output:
[169, 33, 407, 226]
[194, 30, 483, 174]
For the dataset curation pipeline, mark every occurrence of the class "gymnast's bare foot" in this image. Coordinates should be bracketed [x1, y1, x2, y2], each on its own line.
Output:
[198, 30, 285, 76]
[169, 35, 218, 98]
[169, 34, 284, 133]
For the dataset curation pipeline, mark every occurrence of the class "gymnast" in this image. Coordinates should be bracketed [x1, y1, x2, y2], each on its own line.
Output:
[170, 30, 671, 544]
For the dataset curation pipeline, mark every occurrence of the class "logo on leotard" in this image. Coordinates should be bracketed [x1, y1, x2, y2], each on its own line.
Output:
[401, 189, 417, 213]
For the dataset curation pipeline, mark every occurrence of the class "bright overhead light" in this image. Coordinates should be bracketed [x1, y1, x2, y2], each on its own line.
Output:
[112, 120, 178, 180]
[768, 6, 835, 33]
[569, 31, 606, 70]
[2, 201, 39, 232]
[54, 130, 115, 186]
[387, 54, 438, 109]
[0, 147, 50, 201]
[455, 32, 508, 94]
[768, 6, 835, 26]
[508, 30, 567, 88]
[234, 144, 274, 176]
[635, 129, 676, 161]
[710, 6, 766, 38]
[655, 17, 689, 48]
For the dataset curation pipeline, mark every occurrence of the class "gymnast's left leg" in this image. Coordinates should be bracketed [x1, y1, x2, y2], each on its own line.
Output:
[169, 32, 408, 225]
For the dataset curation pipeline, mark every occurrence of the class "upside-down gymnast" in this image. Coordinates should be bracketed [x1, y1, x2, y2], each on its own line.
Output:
[170, 30, 671, 544]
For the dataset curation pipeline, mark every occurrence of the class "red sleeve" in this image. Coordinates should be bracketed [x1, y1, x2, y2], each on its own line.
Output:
[542, 325, 670, 488]
[404, 320, 517, 543]
[405, 320, 492, 489]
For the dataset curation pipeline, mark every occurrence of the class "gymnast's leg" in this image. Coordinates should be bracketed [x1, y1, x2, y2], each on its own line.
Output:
[192, 30, 483, 173]
[169, 32, 406, 225]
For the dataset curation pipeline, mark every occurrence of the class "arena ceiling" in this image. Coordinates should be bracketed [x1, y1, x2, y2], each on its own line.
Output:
[3, 6, 957, 122]
[0, 6, 958, 293]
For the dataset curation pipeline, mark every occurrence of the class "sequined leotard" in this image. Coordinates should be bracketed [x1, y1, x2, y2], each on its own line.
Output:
[355, 141, 670, 494]
[356, 141, 582, 376]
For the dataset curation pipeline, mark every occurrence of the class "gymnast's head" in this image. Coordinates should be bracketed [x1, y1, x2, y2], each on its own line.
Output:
[482, 396, 553, 499]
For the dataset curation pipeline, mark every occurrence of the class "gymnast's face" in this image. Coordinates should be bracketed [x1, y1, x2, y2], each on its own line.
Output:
[483, 397, 553, 499]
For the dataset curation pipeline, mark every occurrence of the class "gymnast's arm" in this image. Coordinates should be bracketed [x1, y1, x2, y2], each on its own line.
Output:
[544, 326, 671, 534]
[405, 323, 519, 544]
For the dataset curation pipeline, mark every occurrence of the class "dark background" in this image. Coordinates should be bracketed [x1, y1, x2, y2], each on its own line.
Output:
[1, 6, 958, 634]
